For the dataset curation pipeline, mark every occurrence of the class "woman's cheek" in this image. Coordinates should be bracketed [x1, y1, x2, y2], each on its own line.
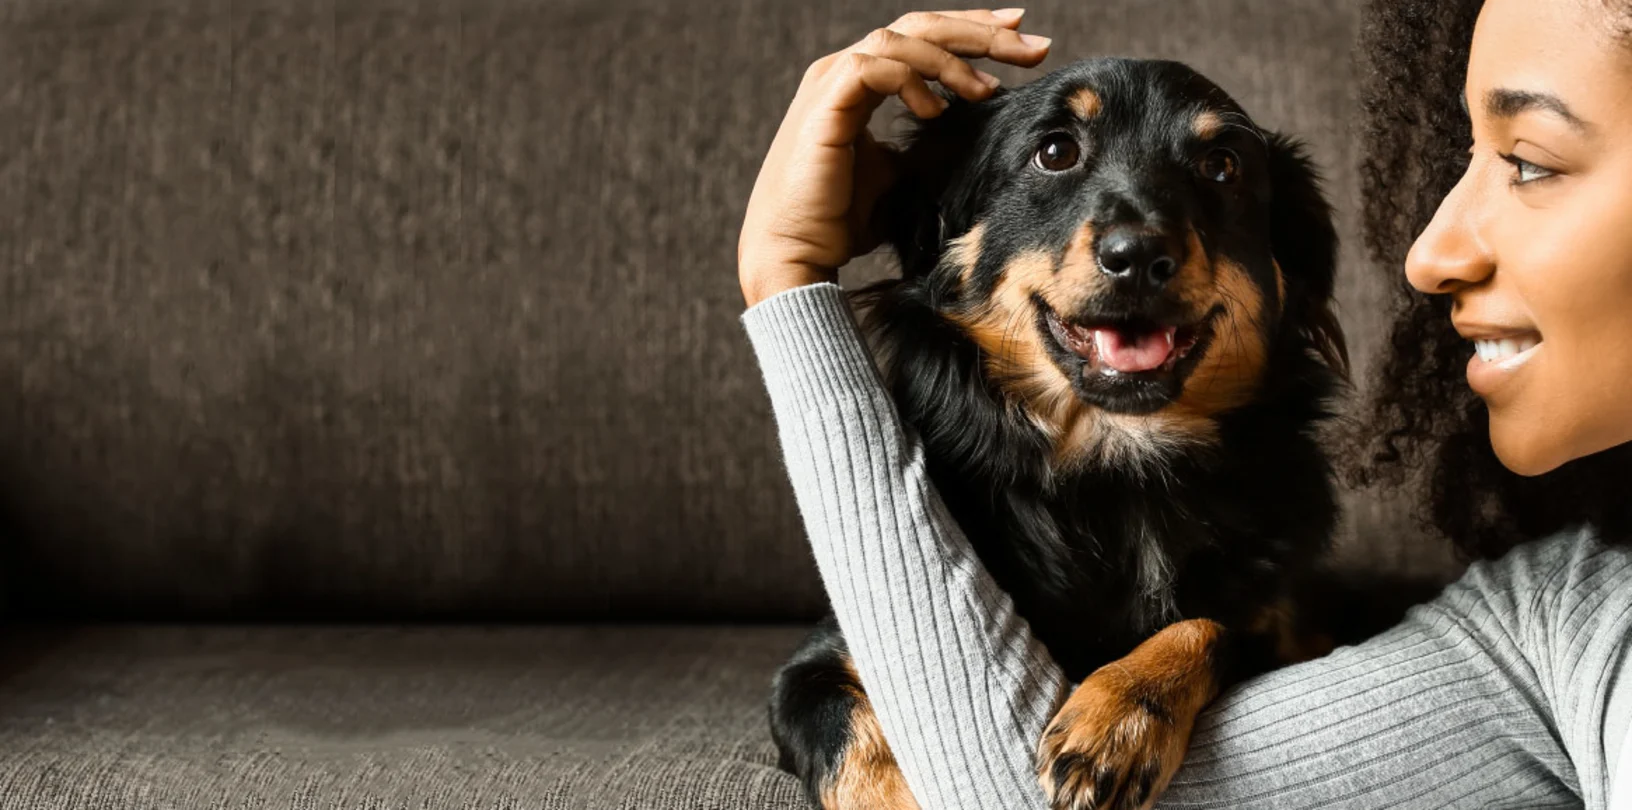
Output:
[1563, 309, 1632, 465]
[1498, 202, 1632, 475]
[1561, 191, 1632, 464]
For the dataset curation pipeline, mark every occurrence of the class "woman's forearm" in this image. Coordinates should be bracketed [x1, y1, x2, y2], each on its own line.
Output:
[741, 281, 1067, 810]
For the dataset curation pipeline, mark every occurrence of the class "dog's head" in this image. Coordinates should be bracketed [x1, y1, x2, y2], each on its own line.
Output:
[878, 58, 1345, 470]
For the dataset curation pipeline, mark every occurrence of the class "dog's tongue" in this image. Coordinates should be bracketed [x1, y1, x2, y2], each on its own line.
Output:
[1093, 327, 1177, 373]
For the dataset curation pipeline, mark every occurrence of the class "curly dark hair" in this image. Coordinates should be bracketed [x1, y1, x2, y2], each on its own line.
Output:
[1351, 0, 1632, 560]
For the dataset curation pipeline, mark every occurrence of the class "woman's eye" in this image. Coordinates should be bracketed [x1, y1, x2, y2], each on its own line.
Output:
[1197, 148, 1240, 183]
[1033, 134, 1081, 172]
[1502, 154, 1557, 186]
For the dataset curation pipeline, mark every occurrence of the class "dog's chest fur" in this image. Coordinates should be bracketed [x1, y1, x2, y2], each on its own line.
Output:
[882, 332, 1334, 682]
[932, 436, 1331, 681]
[932, 461, 1203, 678]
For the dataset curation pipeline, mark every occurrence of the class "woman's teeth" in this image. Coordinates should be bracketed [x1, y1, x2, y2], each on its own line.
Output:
[1473, 336, 1540, 365]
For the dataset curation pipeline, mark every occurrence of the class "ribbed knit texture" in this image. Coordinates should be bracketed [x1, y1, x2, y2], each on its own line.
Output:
[741, 281, 1632, 810]
[1167, 535, 1632, 809]
[742, 282, 1063, 810]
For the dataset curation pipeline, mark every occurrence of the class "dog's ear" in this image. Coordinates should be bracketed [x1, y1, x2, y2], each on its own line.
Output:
[1265, 132, 1349, 379]
[872, 91, 1005, 279]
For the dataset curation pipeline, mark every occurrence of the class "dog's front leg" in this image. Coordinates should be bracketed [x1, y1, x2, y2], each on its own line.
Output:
[1035, 619, 1225, 810]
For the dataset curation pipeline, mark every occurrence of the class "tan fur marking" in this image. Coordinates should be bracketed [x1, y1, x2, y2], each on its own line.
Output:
[1038, 620, 1225, 810]
[1192, 111, 1223, 139]
[823, 658, 921, 810]
[1068, 87, 1102, 119]
[1169, 256, 1270, 420]
[1056, 221, 1114, 305]
[945, 222, 986, 288]
[951, 247, 1066, 401]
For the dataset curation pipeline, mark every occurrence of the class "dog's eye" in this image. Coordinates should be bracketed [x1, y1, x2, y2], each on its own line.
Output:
[1198, 149, 1240, 183]
[1033, 134, 1081, 172]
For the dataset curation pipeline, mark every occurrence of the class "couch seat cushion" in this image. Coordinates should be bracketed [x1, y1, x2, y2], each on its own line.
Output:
[0, 626, 811, 809]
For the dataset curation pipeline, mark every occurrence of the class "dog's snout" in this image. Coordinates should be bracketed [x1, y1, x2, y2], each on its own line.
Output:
[1096, 228, 1184, 290]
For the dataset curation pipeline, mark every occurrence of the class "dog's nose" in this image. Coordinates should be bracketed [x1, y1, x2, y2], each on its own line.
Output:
[1095, 229, 1183, 289]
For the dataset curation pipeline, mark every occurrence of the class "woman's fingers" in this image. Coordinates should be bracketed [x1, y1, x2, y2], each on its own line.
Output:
[885, 10, 1051, 68]
[849, 27, 1000, 99]
[922, 7, 1027, 25]
[819, 51, 946, 124]
[802, 9, 1051, 100]
[738, 10, 1051, 303]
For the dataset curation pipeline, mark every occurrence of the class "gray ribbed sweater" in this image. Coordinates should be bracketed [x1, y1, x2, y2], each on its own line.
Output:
[741, 281, 1632, 810]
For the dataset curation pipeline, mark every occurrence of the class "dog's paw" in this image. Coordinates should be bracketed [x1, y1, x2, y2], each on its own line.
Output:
[1037, 665, 1185, 810]
[1036, 620, 1222, 810]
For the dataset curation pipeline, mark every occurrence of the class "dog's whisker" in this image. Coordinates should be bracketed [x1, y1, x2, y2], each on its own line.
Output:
[1214, 111, 1269, 147]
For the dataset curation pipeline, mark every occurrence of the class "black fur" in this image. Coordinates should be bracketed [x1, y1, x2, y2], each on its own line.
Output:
[770, 58, 1364, 808]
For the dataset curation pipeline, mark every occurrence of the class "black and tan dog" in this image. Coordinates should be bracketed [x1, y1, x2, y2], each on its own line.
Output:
[767, 58, 1414, 810]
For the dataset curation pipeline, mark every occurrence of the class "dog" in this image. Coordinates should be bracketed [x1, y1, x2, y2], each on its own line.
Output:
[769, 57, 1385, 810]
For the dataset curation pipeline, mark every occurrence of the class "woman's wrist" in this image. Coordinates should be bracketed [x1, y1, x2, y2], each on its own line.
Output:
[738, 260, 838, 308]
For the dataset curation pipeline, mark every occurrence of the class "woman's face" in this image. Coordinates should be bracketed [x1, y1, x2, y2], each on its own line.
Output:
[1406, 0, 1632, 476]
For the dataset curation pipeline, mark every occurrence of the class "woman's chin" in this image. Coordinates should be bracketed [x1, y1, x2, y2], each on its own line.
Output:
[1487, 417, 1570, 478]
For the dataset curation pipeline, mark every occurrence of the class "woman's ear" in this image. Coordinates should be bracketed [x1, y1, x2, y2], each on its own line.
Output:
[873, 91, 1003, 279]
[1266, 132, 1349, 379]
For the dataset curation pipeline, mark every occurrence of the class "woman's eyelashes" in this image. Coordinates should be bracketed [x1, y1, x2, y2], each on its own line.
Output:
[1499, 153, 1559, 186]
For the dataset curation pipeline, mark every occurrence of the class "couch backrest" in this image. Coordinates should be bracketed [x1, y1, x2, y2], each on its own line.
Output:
[0, 0, 1447, 621]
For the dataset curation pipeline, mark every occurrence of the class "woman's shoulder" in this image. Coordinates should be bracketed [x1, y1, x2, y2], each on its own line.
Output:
[1433, 523, 1632, 654]
[1479, 523, 1630, 576]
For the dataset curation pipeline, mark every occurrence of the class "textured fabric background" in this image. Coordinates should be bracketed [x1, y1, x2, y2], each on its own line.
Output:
[0, 0, 1446, 622]
[0, 626, 810, 808]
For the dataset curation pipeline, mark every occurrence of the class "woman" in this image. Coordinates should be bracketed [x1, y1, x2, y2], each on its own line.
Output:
[737, 1, 1632, 808]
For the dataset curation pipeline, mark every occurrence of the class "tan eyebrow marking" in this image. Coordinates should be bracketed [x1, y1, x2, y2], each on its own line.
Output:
[1068, 88, 1102, 120]
[1192, 111, 1223, 139]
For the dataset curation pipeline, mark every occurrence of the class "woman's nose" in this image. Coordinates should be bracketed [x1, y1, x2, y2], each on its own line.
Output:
[1405, 171, 1495, 295]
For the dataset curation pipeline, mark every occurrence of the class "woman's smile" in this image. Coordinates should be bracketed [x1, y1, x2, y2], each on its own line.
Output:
[1456, 320, 1543, 396]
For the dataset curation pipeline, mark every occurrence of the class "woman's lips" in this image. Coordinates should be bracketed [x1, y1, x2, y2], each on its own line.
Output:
[1465, 332, 1542, 397]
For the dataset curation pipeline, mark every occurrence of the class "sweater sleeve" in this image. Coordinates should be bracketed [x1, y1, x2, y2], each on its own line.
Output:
[740, 281, 1632, 810]
[740, 281, 1068, 810]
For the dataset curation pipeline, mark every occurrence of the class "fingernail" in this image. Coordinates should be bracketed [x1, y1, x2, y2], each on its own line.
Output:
[975, 69, 1002, 88]
[1020, 33, 1051, 48]
[992, 8, 1025, 20]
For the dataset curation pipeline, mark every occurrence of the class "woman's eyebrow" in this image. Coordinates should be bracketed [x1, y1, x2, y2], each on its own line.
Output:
[1485, 88, 1591, 133]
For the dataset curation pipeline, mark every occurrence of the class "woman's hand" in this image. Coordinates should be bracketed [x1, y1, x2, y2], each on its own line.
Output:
[736, 8, 1052, 307]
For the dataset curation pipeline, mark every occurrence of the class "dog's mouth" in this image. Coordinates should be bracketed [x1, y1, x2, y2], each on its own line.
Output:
[1037, 299, 1221, 414]
[1044, 312, 1203, 376]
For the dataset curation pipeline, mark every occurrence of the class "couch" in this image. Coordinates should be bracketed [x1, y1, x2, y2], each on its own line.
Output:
[0, 1, 1453, 807]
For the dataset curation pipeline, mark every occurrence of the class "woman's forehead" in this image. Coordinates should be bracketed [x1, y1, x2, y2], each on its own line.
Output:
[1467, 0, 1632, 132]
